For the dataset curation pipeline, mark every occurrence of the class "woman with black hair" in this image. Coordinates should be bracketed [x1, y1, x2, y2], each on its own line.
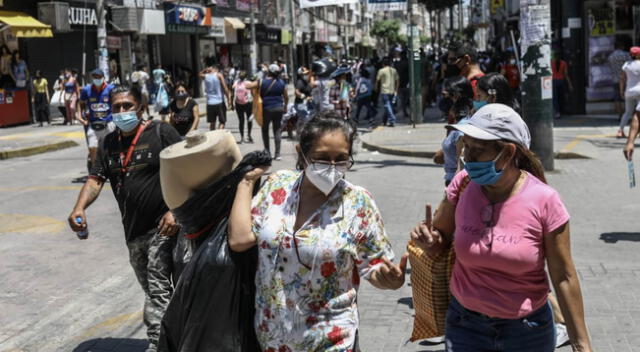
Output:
[245, 64, 288, 160]
[475, 72, 520, 113]
[228, 111, 406, 351]
[32, 70, 50, 126]
[434, 76, 474, 186]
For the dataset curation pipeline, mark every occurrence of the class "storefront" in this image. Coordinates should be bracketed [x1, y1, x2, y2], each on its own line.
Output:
[207, 16, 245, 68]
[243, 23, 282, 65]
[0, 10, 53, 126]
[160, 2, 211, 96]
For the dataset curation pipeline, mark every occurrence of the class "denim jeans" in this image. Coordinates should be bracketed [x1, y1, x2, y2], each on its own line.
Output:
[381, 93, 397, 125]
[354, 96, 376, 123]
[445, 297, 555, 352]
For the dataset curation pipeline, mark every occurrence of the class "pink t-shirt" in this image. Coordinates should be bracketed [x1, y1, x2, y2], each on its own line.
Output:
[445, 170, 570, 319]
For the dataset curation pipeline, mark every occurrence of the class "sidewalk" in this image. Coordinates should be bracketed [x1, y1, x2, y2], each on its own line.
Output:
[360, 113, 623, 160]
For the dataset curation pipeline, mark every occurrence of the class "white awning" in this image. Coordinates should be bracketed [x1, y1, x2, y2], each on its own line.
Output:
[224, 17, 245, 30]
[138, 9, 165, 35]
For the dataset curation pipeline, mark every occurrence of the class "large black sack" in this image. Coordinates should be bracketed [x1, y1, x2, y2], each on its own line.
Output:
[158, 151, 271, 352]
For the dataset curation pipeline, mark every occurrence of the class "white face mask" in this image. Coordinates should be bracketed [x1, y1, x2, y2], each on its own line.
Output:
[302, 154, 346, 196]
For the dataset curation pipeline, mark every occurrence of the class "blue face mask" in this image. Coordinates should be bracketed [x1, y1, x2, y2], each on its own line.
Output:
[462, 149, 504, 186]
[473, 100, 488, 111]
[93, 78, 104, 87]
[113, 111, 139, 132]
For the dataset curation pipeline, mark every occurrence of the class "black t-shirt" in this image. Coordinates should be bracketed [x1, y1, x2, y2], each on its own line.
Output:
[90, 121, 182, 242]
[394, 59, 410, 88]
[169, 98, 197, 136]
[294, 78, 311, 104]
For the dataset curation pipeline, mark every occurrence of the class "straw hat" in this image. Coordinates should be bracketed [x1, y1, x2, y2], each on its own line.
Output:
[160, 130, 242, 210]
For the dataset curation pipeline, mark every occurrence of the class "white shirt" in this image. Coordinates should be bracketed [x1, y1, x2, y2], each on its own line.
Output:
[623, 60, 640, 97]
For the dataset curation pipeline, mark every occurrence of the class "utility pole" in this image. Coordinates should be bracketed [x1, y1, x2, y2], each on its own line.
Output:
[96, 0, 109, 80]
[289, 0, 297, 82]
[408, 0, 422, 127]
[250, 0, 258, 74]
[458, 0, 463, 33]
[520, 0, 554, 170]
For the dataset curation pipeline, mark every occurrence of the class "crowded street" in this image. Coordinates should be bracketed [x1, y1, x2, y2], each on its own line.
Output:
[2, 0, 640, 351]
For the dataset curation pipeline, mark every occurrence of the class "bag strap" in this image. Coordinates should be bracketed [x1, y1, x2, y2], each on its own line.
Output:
[263, 79, 278, 96]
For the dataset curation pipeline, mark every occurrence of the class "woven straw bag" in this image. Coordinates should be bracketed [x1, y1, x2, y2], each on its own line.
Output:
[407, 242, 455, 340]
[408, 176, 469, 341]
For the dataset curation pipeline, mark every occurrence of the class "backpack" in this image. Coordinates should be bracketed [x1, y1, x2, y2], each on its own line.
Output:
[234, 81, 251, 105]
[356, 78, 372, 100]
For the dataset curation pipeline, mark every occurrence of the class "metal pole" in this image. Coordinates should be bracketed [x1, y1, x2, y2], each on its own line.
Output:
[289, 0, 297, 83]
[458, 0, 463, 33]
[96, 0, 109, 81]
[520, 0, 554, 170]
[408, 0, 421, 128]
[250, 0, 258, 75]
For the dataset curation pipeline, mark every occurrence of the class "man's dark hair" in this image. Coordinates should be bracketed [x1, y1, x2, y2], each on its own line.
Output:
[110, 84, 142, 105]
[359, 68, 370, 79]
[449, 42, 478, 63]
[296, 111, 356, 170]
[381, 56, 391, 66]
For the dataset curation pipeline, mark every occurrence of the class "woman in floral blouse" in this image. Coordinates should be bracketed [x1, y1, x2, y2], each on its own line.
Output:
[229, 112, 407, 352]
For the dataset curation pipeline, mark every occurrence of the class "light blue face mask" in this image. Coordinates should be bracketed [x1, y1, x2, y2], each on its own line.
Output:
[113, 111, 139, 132]
[93, 78, 104, 87]
[473, 100, 488, 111]
[462, 149, 504, 186]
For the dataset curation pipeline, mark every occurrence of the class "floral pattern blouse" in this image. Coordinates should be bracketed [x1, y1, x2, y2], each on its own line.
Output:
[251, 170, 394, 352]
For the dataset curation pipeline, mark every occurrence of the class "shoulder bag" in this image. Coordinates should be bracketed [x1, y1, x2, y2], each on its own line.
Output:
[407, 176, 470, 341]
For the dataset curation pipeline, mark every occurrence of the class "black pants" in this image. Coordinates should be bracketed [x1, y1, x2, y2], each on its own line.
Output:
[354, 96, 376, 123]
[235, 102, 253, 139]
[34, 92, 50, 124]
[262, 108, 283, 157]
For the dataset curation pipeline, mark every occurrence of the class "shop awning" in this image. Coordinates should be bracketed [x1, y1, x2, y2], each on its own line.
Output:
[224, 17, 245, 30]
[0, 11, 53, 38]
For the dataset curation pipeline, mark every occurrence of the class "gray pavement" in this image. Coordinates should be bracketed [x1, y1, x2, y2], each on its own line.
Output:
[1, 108, 639, 352]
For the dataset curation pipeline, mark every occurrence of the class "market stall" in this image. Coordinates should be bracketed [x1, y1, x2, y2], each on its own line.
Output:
[0, 11, 53, 127]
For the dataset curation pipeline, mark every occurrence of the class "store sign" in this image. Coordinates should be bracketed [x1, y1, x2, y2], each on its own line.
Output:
[164, 2, 212, 34]
[244, 24, 280, 43]
[69, 6, 98, 26]
[209, 17, 226, 37]
[106, 36, 122, 50]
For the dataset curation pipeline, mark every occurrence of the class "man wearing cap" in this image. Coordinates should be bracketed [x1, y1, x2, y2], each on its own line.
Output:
[69, 84, 182, 352]
[78, 68, 116, 172]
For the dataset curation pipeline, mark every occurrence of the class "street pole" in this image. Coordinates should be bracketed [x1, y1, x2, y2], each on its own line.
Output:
[289, 0, 298, 83]
[250, 0, 258, 75]
[408, 0, 421, 127]
[96, 0, 109, 81]
[458, 0, 463, 33]
[520, 0, 554, 170]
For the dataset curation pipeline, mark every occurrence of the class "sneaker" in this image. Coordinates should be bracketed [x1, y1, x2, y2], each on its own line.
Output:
[388, 123, 395, 127]
[238, 138, 244, 144]
[274, 154, 282, 161]
[422, 336, 445, 345]
[247, 136, 254, 143]
[555, 323, 570, 348]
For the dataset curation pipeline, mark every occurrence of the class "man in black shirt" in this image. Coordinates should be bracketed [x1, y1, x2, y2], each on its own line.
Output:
[68, 85, 182, 352]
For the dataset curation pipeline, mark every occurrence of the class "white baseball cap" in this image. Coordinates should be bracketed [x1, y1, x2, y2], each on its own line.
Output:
[268, 64, 280, 74]
[447, 103, 531, 149]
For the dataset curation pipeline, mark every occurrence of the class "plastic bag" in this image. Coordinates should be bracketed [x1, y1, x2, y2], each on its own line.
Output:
[158, 151, 271, 352]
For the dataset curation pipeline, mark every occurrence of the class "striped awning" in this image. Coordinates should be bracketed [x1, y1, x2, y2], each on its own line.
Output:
[0, 11, 53, 38]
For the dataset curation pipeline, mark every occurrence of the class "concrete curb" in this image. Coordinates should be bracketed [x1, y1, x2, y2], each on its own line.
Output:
[0, 140, 79, 160]
[362, 137, 592, 160]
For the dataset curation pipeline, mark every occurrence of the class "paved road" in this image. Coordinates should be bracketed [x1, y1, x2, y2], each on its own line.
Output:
[1, 112, 639, 352]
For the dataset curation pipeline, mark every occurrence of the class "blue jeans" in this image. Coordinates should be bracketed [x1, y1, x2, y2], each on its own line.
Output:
[445, 297, 555, 352]
[381, 93, 397, 125]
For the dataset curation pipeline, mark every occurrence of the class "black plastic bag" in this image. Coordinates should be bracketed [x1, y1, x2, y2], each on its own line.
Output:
[158, 151, 271, 352]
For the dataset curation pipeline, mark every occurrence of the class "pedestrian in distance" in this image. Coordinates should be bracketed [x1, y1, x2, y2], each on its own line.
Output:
[77, 68, 117, 172]
[329, 66, 352, 120]
[245, 64, 288, 160]
[63, 68, 80, 125]
[433, 76, 474, 187]
[232, 70, 254, 143]
[551, 51, 574, 120]
[168, 81, 199, 137]
[376, 56, 399, 127]
[618, 47, 640, 138]
[31, 70, 50, 127]
[68, 84, 182, 352]
[447, 42, 485, 98]
[52, 70, 67, 119]
[608, 37, 631, 119]
[352, 67, 376, 127]
[200, 64, 231, 131]
[228, 112, 407, 351]
[131, 65, 151, 118]
[410, 104, 593, 352]
[294, 66, 314, 135]
[10, 50, 29, 90]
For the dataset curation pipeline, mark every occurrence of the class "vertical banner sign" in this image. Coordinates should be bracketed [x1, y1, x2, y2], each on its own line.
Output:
[367, 0, 407, 12]
[299, 0, 357, 9]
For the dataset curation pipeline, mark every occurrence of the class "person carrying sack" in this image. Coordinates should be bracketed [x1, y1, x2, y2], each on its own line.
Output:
[409, 104, 593, 352]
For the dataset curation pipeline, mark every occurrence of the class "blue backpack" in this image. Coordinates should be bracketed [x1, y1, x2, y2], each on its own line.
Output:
[356, 78, 373, 100]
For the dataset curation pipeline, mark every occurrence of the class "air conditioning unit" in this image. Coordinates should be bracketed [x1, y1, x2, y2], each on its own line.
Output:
[111, 7, 139, 32]
[38, 2, 71, 33]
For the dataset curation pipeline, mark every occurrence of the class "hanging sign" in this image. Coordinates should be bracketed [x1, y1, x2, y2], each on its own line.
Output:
[300, 0, 357, 9]
[367, 0, 407, 12]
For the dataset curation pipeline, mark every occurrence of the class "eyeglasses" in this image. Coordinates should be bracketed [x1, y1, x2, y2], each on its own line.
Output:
[308, 156, 355, 171]
[481, 204, 495, 248]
